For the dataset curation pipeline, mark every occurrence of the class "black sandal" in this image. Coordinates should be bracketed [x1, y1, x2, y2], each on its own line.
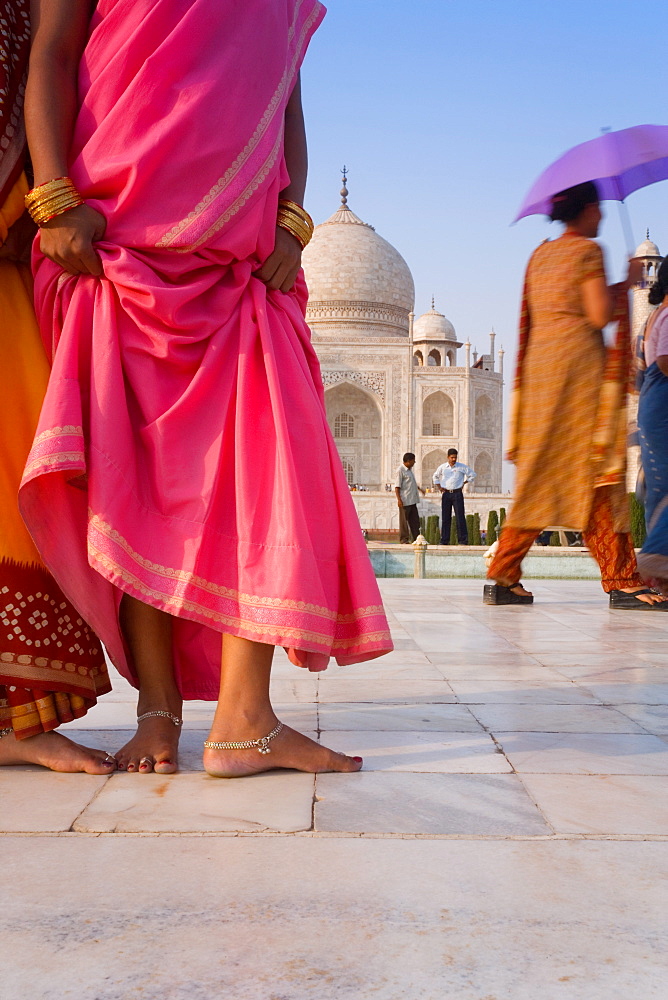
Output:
[483, 583, 534, 606]
[608, 588, 668, 611]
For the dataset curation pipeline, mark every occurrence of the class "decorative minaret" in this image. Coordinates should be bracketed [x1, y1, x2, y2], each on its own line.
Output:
[489, 329, 496, 371]
[632, 230, 663, 340]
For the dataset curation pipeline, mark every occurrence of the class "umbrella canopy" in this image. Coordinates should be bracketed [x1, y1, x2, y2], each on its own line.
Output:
[514, 124, 668, 222]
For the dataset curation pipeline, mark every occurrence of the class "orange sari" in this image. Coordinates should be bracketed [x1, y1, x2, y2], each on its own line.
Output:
[0, 177, 110, 739]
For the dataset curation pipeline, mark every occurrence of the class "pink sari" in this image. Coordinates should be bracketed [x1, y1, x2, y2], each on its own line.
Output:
[20, 0, 393, 699]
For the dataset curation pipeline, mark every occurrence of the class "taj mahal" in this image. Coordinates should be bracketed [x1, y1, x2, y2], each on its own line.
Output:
[302, 174, 505, 531]
[301, 175, 663, 533]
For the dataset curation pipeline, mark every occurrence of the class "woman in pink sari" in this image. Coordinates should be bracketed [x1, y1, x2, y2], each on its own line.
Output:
[22, 0, 392, 776]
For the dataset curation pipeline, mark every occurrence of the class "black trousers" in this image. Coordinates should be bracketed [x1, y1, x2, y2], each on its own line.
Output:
[399, 503, 421, 543]
[440, 489, 468, 544]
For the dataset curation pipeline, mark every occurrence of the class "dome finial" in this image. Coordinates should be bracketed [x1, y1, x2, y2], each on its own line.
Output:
[340, 165, 348, 206]
[647, 228, 650, 240]
[431, 295, 435, 311]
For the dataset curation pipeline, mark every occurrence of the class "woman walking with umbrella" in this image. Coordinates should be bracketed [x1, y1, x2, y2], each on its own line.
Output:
[486, 181, 668, 608]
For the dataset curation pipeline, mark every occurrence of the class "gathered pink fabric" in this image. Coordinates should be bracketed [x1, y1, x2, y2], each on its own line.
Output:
[20, 0, 393, 699]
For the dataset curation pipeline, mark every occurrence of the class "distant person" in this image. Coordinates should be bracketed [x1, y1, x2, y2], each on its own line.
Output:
[433, 449, 476, 544]
[637, 257, 668, 593]
[486, 181, 668, 609]
[395, 453, 425, 543]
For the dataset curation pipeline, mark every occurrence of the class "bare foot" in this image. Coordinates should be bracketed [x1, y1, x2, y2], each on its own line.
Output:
[0, 730, 117, 774]
[619, 587, 667, 606]
[509, 583, 533, 598]
[203, 723, 363, 778]
[116, 715, 181, 774]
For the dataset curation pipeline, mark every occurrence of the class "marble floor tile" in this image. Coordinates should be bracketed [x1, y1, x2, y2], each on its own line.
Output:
[429, 660, 565, 682]
[520, 774, 668, 834]
[426, 649, 541, 668]
[577, 681, 668, 705]
[613, 704, 668, 735]
[393, 611, 470, 623]
[532, 652, 649, 669]
[59, 701, 139, 728]
[5, 838, 667, 1000]
[316, 677, 457, 704]
[338, 649, 433, 666]
[547, 661, 668, 681]
[268, 678, 320, 703]
[0, 771, 108, 832]
[148, 702, 317, 732]
[449, 679, 601, 704]
[636, 650, 668, 665]
[319, 731, 511, 773]
[317, 702, 481, 732]
[470, 704, 646, 734]
[318, 660, 445, 681]
[315, 772, 550, 835]
[74, 771, 315, 833]
[497, 732, 668, 775]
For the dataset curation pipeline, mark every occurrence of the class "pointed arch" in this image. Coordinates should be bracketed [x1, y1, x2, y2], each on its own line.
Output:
[475, 394, 494, 438]
[474, 451, 492, 491]
[422, 390, 454, 436]
[324, 381, 383, 489]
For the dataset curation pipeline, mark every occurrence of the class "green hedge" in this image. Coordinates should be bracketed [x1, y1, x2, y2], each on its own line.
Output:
[426, 514, 440, 545]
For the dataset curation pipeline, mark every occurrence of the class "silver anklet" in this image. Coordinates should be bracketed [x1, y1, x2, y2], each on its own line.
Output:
[0, 727, 13, 738]
[137, 710, 183, 727]
[204, 721, 283, 756]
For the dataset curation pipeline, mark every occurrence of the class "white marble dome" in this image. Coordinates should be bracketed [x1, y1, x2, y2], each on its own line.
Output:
[303, 200, 415, 337]
[413, 305, 457, 342]
[634, 234, 661, 258]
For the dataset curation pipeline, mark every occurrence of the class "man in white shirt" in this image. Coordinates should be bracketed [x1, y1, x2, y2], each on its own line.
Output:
[394, 452, 425, 543]
[433, 448, 476, 544]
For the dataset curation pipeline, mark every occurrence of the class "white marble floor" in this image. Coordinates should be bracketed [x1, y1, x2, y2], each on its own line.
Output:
[4, 579, 668, 999]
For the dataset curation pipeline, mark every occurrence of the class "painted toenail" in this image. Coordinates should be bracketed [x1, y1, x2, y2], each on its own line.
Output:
[353, 756, 363, 762]
[102, 760, 115, 767]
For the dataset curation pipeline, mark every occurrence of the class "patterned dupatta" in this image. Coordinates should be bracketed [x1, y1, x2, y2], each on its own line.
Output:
[72, 0, 325, 252]
[507, 269, 632, 493]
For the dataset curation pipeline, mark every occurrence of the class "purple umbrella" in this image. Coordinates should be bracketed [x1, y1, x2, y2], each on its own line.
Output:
[514, 124, 668, 222]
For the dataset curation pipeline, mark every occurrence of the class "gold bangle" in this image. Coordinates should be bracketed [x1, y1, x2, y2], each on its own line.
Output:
[26, 181, 78, 208]
[277, 207, 312, 240]
[26, 174, 84, 225]
[277, 215, 311, 249]
[25, 176, 73, 198]
[31, 194, 80, 215]
[278, 199, 314, 233]
[29, 193, 81, 215]
[29, 195, 84, 226]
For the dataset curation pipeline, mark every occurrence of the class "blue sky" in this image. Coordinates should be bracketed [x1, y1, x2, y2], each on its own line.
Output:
[300, 0, 667, 485]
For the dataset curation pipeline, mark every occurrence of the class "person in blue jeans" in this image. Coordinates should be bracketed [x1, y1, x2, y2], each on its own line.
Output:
[433, 449, 476, 545]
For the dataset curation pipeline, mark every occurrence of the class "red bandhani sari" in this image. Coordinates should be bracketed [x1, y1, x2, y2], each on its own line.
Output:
[21, 0, 393, 700]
